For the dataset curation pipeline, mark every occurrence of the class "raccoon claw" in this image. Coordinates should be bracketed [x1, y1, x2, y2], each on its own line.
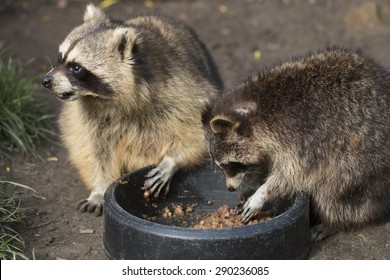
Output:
[143, 172, 172, 198]
[142, 156, 177, 198]
[77, 198, 103, 216]
[233, 206, 243, 215]
[241, 200, 258, 223]
[241, 206, 258, 223]
[241, 193, 263, 223]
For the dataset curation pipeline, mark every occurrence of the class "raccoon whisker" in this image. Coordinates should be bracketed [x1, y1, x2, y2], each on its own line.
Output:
[244, 170, 260, 176]
[238, 185, 243, 194]
[240, 181, 253, 189]
[46, 56, 53, 69]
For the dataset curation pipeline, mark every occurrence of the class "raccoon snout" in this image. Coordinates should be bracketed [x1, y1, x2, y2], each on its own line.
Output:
[225, 174, 245, 192]
[41, 75, 53, 89]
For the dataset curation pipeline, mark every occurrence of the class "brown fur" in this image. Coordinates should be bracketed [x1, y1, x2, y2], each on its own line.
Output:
[202, 47, 389, 241]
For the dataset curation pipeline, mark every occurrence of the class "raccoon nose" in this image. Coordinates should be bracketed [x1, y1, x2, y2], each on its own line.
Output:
[227, 186, 236, 192]
[41, 75, 53, 88]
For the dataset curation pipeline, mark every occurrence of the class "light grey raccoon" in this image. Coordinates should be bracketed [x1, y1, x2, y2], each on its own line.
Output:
[41, 4, 223, 216]
[202, 47, 389, 241]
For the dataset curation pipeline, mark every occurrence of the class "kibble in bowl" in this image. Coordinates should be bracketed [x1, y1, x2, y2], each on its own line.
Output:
[104, 161, 310, 259]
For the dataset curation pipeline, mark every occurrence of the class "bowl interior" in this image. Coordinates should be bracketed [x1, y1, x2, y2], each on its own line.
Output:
[113, 162, 293, 227]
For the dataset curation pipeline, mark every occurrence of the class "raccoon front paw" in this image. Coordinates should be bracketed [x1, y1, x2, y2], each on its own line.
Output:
[241, 199, 261, 223]
[142, 156, 177, 198]
[234, 186, 258, 214]
[241, 189, 267, 223]
[76, 194, 103, 216]
[143, 167, 173, 198]
[310, 224, 334, 242]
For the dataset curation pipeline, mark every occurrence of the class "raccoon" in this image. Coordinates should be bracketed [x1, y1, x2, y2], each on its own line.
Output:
[202, 47, 389, 241]
[41, 4, 223, 216]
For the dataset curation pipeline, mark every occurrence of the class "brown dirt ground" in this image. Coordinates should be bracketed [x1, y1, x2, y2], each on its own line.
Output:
[0, 0, 389, 260]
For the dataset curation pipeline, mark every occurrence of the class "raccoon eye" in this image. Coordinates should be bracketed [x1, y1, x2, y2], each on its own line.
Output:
[68, 63, 85, 78]
[69, 63, 82, 73]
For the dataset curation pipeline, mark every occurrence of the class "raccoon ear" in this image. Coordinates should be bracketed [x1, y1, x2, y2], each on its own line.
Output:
[83, 4, 107, 23]
[111, 27, 139, 60]
[210, 116, 239, 135]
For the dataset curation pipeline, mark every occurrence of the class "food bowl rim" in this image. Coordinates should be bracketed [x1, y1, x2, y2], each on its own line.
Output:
[105, 166, 309, 240]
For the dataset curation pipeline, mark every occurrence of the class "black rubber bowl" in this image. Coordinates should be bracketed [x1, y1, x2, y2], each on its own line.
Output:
[103, 162, 310, 260]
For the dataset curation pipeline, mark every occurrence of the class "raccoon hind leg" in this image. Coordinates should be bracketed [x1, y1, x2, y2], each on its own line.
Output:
[310, 224, 336, 242]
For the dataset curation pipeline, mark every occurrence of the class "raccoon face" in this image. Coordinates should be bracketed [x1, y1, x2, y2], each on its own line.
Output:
[203, 100, 262, 191]
[41, 4, 139, 101]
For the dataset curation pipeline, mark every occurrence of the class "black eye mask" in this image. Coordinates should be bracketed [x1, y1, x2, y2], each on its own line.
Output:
[220, 162, 248, 177]
[64, 62, 114, 96]
[68, 63, 86, 79]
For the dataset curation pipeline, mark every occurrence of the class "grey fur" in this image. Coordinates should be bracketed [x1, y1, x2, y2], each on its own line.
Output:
[202, 47, 389, 241]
